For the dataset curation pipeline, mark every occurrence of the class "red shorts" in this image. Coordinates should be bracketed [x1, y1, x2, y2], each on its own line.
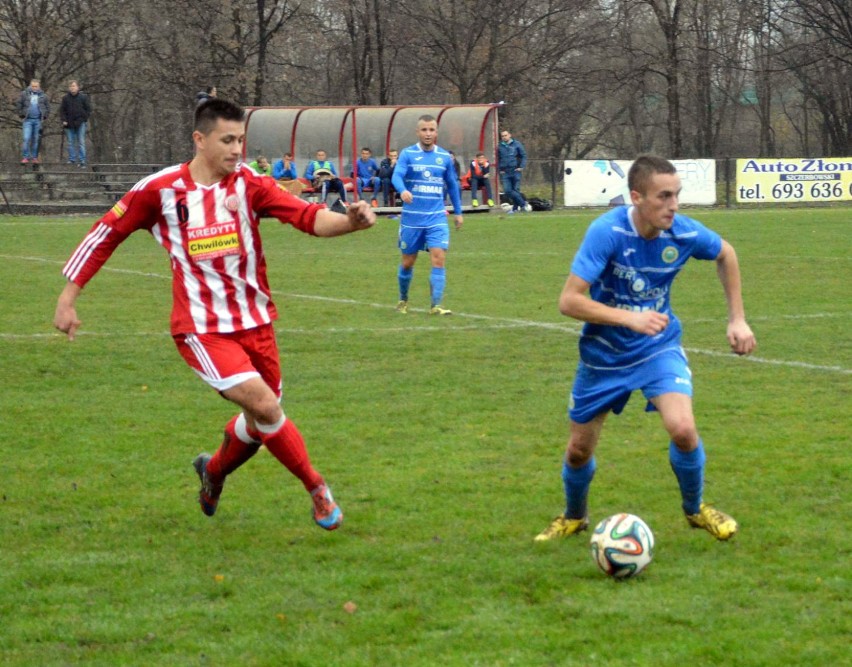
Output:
[173, 324, 282, 397]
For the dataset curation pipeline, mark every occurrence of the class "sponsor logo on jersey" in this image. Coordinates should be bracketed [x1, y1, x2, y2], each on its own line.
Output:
[187, 221, 240, 261]
[662, 246, 679, 263]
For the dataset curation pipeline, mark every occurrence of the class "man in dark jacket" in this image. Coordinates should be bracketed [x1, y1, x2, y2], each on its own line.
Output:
[497, 129, 529, 213]
[196, 86, 217, 106]
[60, 80, 92, 167]
[16, 79, 50, 164]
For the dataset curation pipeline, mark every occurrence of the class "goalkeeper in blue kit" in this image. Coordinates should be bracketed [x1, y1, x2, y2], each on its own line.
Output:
[535, 155, 756, 542]
[391, 114, 463, 315]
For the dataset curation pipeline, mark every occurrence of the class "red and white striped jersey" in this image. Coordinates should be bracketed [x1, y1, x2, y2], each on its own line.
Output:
[62, 162, 326, 335]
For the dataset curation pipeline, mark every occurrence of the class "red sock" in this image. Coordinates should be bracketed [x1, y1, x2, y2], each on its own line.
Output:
[259, 418, 324, 491]
[207, 414, 261, 480]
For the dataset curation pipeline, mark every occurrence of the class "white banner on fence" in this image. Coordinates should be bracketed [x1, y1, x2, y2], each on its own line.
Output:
[563, 159, 716, 207]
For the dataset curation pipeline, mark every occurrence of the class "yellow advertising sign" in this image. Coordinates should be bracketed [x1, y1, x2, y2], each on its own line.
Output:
[736, 158, 852, 203]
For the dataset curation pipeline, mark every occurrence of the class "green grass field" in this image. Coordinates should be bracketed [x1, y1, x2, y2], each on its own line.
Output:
[1, 207, 849, 666]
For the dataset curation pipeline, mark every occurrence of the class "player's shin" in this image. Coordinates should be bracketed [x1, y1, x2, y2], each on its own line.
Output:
[398, 265, 413, 301]
[563, 458, 595, 519]
[256, 416, 323, 491]
[429, 267, 446, 307]
[669, 440, 705, 515]
[207, 413, 261, 479]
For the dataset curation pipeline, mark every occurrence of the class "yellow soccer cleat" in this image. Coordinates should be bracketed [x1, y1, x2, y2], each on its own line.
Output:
[686, 503, 738, 540]
[534, 515, 589, 542]
[429, 305, 452, 315]
[395, 300, 408, 314]
[471, 198, 479, 208]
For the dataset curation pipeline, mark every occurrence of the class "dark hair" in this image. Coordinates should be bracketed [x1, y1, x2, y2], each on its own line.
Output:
[418, 114, 436, 123]
[194, 99, 244, 134]
[628, 154, 677, 194]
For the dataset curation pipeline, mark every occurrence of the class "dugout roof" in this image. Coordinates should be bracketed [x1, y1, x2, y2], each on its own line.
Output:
[244, 104, 502, 183]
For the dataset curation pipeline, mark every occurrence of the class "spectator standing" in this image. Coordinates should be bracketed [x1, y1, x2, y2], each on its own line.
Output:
[195, 86, 217, 106]
[468, 153, 495, 207]
[60, 80, 92, 167]
[391, 114, 463, 316]
[378, 149, 398, 206]
[17, 79, 50, 164]
[497, 129, 529, 213]
[53, 99, 376, 531]
[304, 150, 347, 205]
[354, 147, 381, 207]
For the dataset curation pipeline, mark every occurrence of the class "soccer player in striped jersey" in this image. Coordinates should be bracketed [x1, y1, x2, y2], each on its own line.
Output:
[53, 99, 375, 531]
[391, 114, 463, 315]
[535, 155, 756, 543]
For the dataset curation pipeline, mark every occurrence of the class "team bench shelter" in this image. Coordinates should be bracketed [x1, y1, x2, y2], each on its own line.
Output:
[244, 104, 502, 207]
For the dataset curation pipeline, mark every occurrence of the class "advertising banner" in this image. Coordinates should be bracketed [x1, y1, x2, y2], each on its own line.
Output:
[563, 159, 716, 207]
[736, 158, 852, 203]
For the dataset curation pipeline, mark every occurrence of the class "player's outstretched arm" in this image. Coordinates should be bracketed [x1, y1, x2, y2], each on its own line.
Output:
[54, 281, 83, 341]
[313, 200, 376, 237]
[715, 240, 756, 355]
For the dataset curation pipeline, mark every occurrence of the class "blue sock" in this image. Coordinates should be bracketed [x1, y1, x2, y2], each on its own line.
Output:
[398, 265, 413, 301]
[562, 458, 595, 519]
[429, 267, 446, 306]
[669, 440, 705, 515]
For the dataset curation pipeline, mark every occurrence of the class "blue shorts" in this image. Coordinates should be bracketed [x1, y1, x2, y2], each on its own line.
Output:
[398, 223, 449, 255]
[568, 347, 693, 424]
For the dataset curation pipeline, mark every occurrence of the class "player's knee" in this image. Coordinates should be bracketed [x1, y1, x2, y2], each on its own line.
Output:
[248, 396, 283, 426]
[667, 418, 698, 449]
[566, 441, 594, 466]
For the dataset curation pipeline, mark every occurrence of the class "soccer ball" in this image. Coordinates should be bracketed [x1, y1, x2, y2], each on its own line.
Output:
[524, 203, 533, 212]
[589, 513, 655, 579]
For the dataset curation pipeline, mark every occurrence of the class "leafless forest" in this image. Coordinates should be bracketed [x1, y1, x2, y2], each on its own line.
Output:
[1, 0, 849, 164]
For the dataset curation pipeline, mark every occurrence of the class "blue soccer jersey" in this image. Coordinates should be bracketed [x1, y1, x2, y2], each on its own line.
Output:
[392, 143, 462, 227]
[570, 206, 722, 368]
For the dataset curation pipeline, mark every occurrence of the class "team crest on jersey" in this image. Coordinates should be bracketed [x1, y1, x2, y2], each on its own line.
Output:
[436, 157, 444, 165]
[662, 246, 679, 263]
[225, 194, 240, 212]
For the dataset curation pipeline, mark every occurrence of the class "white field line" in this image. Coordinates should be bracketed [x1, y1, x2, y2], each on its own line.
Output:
[3, 254, 850, 375]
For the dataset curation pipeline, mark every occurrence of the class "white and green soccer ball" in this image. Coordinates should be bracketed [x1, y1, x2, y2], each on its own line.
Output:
[590, 513, 655, 579]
